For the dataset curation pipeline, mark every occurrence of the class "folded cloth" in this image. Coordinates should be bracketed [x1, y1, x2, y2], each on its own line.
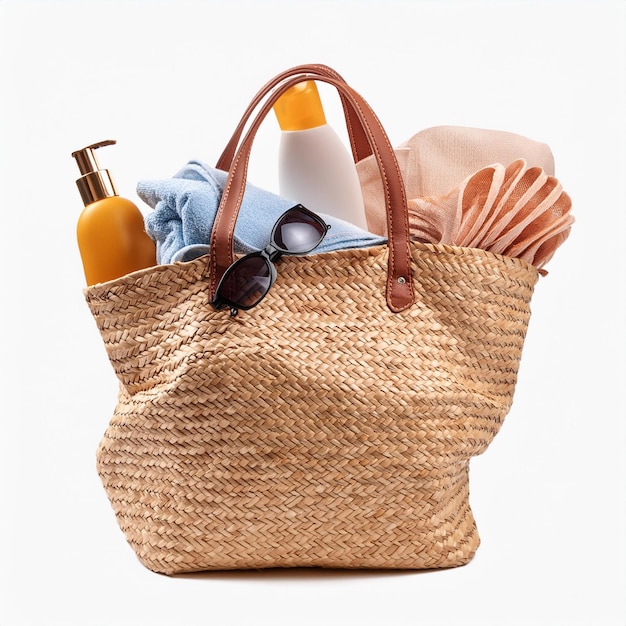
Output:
[356, 126, 556, 238]
[137, 160, 386, 264]
[354, 125, 572, 271]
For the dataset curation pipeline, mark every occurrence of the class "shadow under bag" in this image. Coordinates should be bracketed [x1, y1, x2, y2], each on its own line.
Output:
[85, 64, 539, 574]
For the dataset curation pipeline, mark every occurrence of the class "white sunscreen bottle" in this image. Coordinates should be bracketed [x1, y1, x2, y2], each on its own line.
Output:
[273, 81, 368, 230]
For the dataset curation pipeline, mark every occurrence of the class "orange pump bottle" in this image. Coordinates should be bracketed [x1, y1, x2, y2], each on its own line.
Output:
[72, 140, 156, 285]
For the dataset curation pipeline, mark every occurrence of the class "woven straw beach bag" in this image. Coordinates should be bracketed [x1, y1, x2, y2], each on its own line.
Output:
[85, 65, 539, 575]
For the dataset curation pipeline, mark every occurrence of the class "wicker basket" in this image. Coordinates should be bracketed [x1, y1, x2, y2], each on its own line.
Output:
[87, 243, 537, 574]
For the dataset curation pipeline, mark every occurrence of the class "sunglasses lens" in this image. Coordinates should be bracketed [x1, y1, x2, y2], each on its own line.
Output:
[273, 207, 327, 253]
[218, 255, 272, 309]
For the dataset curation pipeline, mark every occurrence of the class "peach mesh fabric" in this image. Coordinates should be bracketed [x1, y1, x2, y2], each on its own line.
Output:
[357, 126, 573, 270]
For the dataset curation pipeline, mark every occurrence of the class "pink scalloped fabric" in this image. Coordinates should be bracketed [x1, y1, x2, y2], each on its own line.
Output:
[407, 159, 573, 271]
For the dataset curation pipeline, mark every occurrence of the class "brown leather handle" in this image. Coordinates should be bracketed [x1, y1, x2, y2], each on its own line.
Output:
[215, 64, 372, 171]
[209, 71, 414, 313]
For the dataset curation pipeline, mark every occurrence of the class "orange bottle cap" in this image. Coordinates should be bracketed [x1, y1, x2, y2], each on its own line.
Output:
[273, 81, 326, 131]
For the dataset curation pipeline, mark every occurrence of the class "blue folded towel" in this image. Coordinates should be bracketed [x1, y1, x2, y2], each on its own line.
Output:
[137, 160, 386, 264]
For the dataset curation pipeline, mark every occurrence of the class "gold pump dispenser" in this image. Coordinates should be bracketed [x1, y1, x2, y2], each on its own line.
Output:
[73, 140, 156, 286]
[72, 140, 119, 205]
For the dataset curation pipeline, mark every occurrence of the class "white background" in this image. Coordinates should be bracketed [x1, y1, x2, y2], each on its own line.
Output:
[1, 1, 624, 625]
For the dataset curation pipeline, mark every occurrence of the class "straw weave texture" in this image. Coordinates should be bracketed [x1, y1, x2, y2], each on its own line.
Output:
[86, 242, 538, 574]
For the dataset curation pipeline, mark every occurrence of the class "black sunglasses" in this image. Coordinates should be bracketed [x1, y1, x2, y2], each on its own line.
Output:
[211, 204, 330, 316]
